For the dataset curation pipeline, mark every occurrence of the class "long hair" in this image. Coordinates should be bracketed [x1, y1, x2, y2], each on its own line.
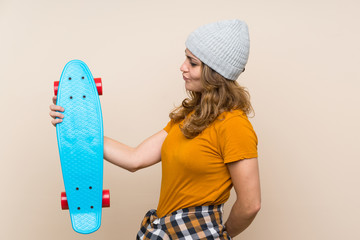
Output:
[169, 63, 254, 139]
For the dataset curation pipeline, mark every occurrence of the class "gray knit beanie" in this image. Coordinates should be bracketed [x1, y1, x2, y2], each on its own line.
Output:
[185, 19, 250, 81]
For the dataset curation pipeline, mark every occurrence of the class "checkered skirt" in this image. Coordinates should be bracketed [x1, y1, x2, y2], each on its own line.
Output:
[136, 205, 231, 240]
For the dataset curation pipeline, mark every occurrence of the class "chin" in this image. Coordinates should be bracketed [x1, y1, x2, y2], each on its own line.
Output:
[186, 88, 202, 93]
[185, 86, 195, 92]
[185, 83, 203, 92]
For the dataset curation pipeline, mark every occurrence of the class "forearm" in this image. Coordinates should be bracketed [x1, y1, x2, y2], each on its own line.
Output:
[225, 200, 260, 238]
[103, 130, 166, 172]
[104, 136, 137, 172]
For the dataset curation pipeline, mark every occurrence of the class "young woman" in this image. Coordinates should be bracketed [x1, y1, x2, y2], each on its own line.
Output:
[50, 19, 261, 239]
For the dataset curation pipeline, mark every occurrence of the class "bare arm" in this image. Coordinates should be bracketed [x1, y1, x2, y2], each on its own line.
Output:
[104, 130, 167, 172]
[225, 158, 261, 238]
[49, 96, 167, 172]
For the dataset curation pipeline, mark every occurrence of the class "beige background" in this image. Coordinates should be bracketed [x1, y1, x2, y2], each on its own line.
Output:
[1, 0, 359, 239]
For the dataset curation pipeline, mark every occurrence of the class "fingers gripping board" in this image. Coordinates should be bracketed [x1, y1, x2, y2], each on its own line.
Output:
[56, 60, 104, 234]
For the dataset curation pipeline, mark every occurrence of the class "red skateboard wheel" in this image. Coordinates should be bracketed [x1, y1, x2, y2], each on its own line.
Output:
[94, 78, 102, 95]
[60, 190, 110, 210]
[55, 79, 102, 96]
[102, 189, 110, 207]
[54, 81, 59, 96]
[61, 192, 69, 210]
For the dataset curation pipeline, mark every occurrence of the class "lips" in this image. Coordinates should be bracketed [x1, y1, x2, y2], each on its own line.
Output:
[183, 75, 190, 81]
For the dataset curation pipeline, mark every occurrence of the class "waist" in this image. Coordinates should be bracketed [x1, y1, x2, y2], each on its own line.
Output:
[159, 204, 224, 220]
[137, 204, 229, 239]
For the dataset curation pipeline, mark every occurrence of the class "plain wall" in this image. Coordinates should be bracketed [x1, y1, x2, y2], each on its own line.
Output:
[1, 0, 359, 239]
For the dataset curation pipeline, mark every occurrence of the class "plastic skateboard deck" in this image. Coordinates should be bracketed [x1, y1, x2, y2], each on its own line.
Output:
[55, 60, 105, 234]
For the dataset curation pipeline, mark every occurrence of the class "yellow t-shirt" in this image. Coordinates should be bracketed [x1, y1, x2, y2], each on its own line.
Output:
[156, 109, 258, 218]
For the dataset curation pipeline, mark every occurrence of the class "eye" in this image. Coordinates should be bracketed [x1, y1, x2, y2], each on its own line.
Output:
[190, 62, 197, 67]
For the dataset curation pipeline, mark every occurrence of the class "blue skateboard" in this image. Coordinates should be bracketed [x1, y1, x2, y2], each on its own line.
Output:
[54, 60, 109, 234]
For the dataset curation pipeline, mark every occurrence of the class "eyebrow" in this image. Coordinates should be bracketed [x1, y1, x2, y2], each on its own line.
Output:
[185, 50, 200, 62]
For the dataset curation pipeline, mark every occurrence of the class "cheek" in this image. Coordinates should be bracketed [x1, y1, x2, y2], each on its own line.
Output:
[192, 77, 204, 91]
[192, 69, 203, 89]
[190, 68, 202, 80]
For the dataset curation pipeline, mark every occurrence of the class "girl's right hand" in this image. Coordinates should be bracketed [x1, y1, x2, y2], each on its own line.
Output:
[49, 96, 65, 127]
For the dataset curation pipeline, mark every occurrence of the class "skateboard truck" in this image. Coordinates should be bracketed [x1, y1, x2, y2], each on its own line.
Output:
[61, 190, 110, 210]
[54, 78, 103, 96]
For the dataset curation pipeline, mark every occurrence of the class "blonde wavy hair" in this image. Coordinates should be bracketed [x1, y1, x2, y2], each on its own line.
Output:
[169, 63, 254, 139]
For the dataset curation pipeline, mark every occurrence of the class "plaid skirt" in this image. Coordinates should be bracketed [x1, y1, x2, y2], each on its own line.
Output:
[136, 205, 231, 240]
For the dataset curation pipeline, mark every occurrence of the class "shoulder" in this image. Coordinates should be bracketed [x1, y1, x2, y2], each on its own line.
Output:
[217, 109, 253, 129]
[215, 110, 258, 162]
[164, 119, 176, 133]
[215, 109, 257, 142]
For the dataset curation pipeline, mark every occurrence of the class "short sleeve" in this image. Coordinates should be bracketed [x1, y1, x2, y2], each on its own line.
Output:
[219, 115, 258, 163]
[163, 119, 175, 133]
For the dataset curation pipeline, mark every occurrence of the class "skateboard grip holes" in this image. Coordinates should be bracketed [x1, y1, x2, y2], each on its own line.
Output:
[70, 96, 73, 99]
[83, 95, 86, 99]
[76, 187, 79, 190]
[89, 186, 92, 189]
[90, 206, 94, 209]
[68, 77, 72, 80]
[77, 207, 81, 210]
[82, 76, 85, 79]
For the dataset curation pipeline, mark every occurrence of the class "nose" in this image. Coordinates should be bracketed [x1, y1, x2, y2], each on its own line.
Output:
[180, 61, 188, 73]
